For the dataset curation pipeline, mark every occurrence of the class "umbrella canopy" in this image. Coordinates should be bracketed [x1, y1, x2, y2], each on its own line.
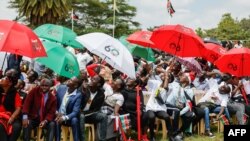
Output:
[119, 36, 155, 62]
[36, 41, 79, 78]
[202, 43, 227, 63]
[77, 32, 136, 78]
[176, 57, 202, 74]
[127, 31, 156, 47]
[34, 24, 83, 49]
[214, 48, 250, 77]
[0, 20, 47, 58]
[150, 24, 205, 57]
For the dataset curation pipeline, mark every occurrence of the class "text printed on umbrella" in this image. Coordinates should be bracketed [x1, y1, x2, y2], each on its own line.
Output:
[48, 29, 60, 37]
[31, 40, 41, 52]
[65, 63, 75, 74]
[228, 63, 237, 71]
[210, 54, 218, 61]
[0, 32, 4, 40]
[104, 45, 119, 56]
[169, 43, 181, 52]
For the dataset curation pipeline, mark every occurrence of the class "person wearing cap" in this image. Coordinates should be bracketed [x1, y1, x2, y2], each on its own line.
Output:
[0, 69, 22, 141]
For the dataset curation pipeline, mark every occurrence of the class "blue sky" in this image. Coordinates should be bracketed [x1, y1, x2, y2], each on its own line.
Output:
[1, 0, 250, 30]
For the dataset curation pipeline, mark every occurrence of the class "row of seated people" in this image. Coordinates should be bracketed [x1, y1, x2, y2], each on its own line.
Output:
[1, 66, 250, 141]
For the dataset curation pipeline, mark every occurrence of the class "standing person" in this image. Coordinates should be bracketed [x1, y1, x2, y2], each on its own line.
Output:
[6, 54, 23, 76]
[0, 69, 22, 141]
[234, 40, 243, 48]
[80, 75, 107, 141]
[22, 78, 57, 141]
[75, 48, 93, 71]
[55, 77, 82, 141]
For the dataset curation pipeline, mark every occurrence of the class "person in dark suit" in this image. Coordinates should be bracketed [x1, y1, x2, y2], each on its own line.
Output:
[22, 78, 57, 141]
[55, 76, 82, 141]
[80, 75, 107, 141]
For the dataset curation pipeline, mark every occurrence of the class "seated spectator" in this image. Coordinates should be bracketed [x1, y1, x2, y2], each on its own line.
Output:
[55, 77, 82, 141]
[121, 78, 149, 140]
[101, 78, 125, 140]
[80, 75, 107, 141]
[22, 78, 57, 141]
[198, 82, 231, 137]
[23, 69, 38, 93]
[0, 69, 22, 141]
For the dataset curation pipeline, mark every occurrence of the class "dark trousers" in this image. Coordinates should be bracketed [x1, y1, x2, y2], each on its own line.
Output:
[0, 120, 22, 141]
[80, 112, 108, 141]
[147, 110, 172, 139]
[56, 117, 80, 141]
[23, 119, 55, 141]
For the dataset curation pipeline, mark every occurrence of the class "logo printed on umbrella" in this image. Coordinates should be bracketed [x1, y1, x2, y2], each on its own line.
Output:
[181, 26, 192, 34]
[65, 63, 75, 74]
[169, 43, 181, 52]
[142, 34, 150, 40]
[0, 32, 4, 41]
[104, 45, 119, 56]
[210, 54, 218, 61]
[228, 63, 237, 71]
[31, 40, 41, 52]
[47, 29, 60, 37]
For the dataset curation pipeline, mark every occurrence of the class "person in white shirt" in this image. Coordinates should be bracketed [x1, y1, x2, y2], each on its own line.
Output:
[234, 40, 243, 48]
[146, 71, 173, 141]
[198, 82, 231, 137]
[75, 48, 93, 71]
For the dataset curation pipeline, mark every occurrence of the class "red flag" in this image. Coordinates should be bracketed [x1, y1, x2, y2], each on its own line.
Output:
[167, 0, 175, 17]
[72, 12, 79, 20]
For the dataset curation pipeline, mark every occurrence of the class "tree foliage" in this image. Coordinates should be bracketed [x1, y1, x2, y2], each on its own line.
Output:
[9, 0, 72, 27]
[64, 0, 140, 37]
[9, 0, 140, 37]
[197, 13, 250, 47]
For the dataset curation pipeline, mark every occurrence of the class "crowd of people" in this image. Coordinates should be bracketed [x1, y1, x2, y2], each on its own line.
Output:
[0, 41, 250, 141]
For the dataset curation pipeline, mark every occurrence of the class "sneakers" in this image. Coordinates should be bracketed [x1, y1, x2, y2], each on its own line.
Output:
[141, 134, 149, 141]
[205, 130, 215, 138]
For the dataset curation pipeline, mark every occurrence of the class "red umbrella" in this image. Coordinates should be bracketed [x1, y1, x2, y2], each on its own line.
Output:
[127, 31, 156, 47]
[214, 48, 250, 77]
[0, 20, 47, 58]
[202, 43, 227, 63]
[150, 24, 205, 57]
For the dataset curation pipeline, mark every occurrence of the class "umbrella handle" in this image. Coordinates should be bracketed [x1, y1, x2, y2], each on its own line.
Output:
[136, 86, 141, 141]
[1, 53, 7, 72]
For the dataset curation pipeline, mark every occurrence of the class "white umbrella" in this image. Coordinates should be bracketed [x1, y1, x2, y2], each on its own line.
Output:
[76, 32, 135, 78]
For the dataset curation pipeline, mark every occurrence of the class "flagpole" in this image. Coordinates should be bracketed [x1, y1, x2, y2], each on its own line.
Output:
[167, 0, 171, 25]
[112, 0, 116, 37]
[71, 9, 74, 31]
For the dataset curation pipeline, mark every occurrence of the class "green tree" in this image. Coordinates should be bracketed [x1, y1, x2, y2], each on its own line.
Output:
[195, 27, 205, 38]
[215, 13, 244, 40]
[63, 0, 140, 37]
[9, 0, 72, 27]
